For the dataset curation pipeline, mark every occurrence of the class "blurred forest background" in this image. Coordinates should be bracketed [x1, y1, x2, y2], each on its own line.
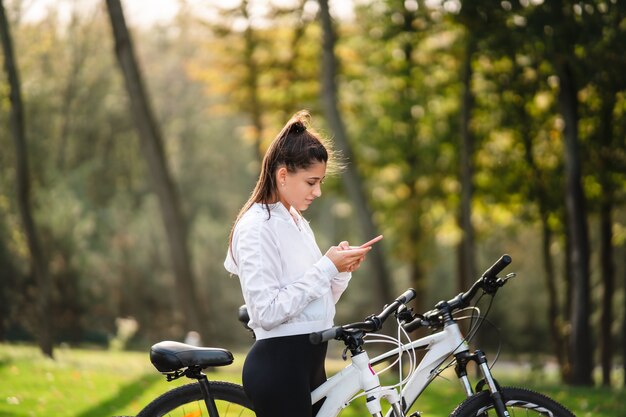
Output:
[1, 0, 625, 389]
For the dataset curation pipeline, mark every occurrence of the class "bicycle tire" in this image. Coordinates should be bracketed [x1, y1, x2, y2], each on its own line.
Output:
[449, 387, 575, 417]
[136, 380, 254, 417]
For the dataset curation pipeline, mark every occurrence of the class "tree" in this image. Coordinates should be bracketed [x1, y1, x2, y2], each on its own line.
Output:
[105, 0, 206, 337]
[346, 1, 467, 315]
[584, 2, 626, 385]
[318, 0, 392, 307]
[470, 1, 572, 378]
[558, 53, 592, 386]
[492, 51, 570, 378]
[0, 0, 53, 357]
[456, 32, 477, 294]
[212, 0, 265, 162]
[520, 0, 595, 385]
[552, 7, 593, 387]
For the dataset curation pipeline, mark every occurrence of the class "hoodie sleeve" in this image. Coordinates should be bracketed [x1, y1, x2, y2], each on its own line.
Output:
[330, 272, 351, 303]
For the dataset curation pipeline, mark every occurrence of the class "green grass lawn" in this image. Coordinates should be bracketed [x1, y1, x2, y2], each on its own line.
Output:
[0, 343, 623, 416]
[0, 343, 245, 417]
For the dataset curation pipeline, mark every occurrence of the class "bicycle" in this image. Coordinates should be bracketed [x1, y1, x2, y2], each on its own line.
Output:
[129, 254, 576, 417]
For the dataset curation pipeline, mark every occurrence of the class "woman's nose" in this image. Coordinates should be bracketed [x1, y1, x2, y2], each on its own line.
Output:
[313, 183, 322, 198]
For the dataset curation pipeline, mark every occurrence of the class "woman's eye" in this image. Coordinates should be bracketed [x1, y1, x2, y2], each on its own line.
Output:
[308, 182, 316, 186]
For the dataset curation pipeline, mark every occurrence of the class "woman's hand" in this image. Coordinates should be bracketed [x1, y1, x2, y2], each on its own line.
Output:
[325, 241, 371, 273]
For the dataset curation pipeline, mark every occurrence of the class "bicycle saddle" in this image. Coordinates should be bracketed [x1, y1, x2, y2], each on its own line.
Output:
[150, 341, 234, 373]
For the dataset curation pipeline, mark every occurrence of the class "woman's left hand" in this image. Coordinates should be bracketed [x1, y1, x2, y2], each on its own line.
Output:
[325, 244, 370, 272]
[338, 241, 366, 273]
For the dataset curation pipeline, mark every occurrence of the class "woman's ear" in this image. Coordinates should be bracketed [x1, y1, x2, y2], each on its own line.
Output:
[276, 166, 288, 186]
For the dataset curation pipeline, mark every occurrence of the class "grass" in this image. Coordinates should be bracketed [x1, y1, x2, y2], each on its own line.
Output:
[0, 343, 244, 416]
[0, 343, 623, 416]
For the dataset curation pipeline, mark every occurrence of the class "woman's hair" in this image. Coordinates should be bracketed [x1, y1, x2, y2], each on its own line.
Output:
[228, 110, 335, 257]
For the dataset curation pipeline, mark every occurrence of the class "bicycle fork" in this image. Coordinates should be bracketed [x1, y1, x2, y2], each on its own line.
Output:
[455, 350, 510, 417]
[353, 351, 405, 417]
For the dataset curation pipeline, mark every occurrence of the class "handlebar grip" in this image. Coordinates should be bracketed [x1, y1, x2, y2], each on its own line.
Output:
[481, 254, 512, 279]
[396, 288, 416, 304]
[309, 327, 340, 345]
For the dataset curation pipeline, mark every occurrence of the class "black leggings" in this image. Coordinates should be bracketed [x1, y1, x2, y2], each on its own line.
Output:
[242, 334, 327, 417]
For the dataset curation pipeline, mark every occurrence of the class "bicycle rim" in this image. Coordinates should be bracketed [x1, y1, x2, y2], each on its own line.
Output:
[450, 387, 575, 417]
[137, 381, 255, 417]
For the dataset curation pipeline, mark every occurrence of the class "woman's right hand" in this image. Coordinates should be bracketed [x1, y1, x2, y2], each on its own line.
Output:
[325, 244, 371, 273]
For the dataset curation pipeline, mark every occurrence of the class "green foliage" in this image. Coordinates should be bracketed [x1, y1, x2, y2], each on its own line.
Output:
[343, 2, 463, 273]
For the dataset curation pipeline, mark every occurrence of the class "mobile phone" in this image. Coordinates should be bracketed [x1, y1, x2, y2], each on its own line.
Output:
[358, 234, 383, 248]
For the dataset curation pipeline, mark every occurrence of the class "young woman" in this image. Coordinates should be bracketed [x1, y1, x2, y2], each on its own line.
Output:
[224, 111, 371, 417]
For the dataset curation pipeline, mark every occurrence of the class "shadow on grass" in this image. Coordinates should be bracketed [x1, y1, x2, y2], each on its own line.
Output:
[76, 373, 161, 417]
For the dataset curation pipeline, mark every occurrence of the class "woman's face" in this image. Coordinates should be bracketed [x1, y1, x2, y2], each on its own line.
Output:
[276, 161, 326, 211]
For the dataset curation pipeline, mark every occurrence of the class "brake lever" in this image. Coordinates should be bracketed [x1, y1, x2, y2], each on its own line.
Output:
[496, 272, 517, 287]
[503, 272, 516, 281]
[342, 346, 349, 361]
[396, 305, 415, 324]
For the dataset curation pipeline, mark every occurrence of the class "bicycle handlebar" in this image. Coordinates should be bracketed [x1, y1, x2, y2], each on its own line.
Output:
[403, 254, 513, 332]
[455, 253, 512, 306]
[395, 288, 417, 304]
[310, 288, 416, 345]
[310, 254, 513, 343]
[309, 327, 341, 344]
[481, 254, 512, 280]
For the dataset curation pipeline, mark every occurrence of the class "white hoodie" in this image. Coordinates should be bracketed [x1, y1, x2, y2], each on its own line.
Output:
[224, 203, 351, 340]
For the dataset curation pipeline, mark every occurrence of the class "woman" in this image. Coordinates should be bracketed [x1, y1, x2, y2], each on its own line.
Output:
[224, 110, 371, 417]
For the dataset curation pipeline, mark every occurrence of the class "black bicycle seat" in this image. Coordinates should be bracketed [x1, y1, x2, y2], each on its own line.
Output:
[150, 341, 234, 373]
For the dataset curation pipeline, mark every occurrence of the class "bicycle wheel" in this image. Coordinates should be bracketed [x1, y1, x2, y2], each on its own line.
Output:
[450, 387, 575, 417]
[136, 381, 255, 417]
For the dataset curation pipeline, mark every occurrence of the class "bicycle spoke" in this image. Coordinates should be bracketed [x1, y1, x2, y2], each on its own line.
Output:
[154, 395, 253, 417]
[180, 408, 202, 417]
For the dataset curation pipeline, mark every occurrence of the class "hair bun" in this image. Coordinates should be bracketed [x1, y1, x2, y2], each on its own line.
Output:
[290, 120, 307, 134]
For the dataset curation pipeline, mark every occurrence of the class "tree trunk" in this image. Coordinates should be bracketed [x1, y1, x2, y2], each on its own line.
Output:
[397, 5, 426, 313]
[541, 215, 569, 375]
[105, 0, 205, 337]
[598, 93, 616, 387]
[0, 0, 54, 358]
[407, 221, 425, 316]
[557, 58, 592, 386]
[623, 246, 626, 387]
[55, 7, 89, 172]
[518, 102, 569, 379]
[279, 0, 308, 119]
[318, 0, 392, 306]
[241, 0, 264, 162]
[599, 198, 613, 386]
[457, 34, 477, 294]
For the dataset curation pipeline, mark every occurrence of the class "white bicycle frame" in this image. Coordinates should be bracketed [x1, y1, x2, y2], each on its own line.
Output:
[312, 320, 470, 417]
